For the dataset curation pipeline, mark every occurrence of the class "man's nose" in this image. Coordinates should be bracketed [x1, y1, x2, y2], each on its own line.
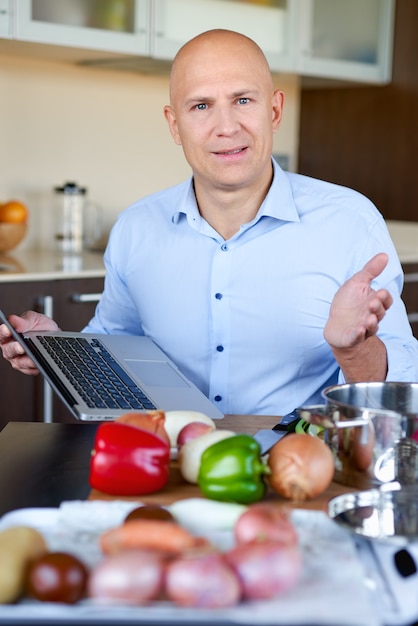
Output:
[213, 106, 240, 134]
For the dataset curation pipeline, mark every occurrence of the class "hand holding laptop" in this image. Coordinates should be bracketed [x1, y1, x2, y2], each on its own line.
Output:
[0, 310, 60, 375]
[0, 309, 223, 421]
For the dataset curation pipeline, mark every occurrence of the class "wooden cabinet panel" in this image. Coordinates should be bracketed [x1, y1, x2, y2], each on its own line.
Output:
[402, 263, 418, 337]
[298, 0, 418, 222]
[0, 280, 52, 428]
[0, 276, 104, 429]
[52, 277, 104, 331]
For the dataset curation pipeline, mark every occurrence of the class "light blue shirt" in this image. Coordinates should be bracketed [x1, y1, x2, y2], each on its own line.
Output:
[85, 160, 418, 415]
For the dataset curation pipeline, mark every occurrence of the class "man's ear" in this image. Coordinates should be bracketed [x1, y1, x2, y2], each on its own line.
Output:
[272, 89, 285, 132]
[163, 105, 182, 145]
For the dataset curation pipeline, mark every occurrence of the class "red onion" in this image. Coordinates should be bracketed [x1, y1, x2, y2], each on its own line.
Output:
[226, 540, 302, 600]
[165, 551, 241, 608]
[234, 502, 298, 546]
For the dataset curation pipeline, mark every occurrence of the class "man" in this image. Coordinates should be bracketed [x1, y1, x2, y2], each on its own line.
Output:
[1, 29, 417, 416]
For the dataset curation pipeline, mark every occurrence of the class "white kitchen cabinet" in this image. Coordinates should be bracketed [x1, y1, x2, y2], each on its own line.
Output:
[2, 0, 396, 85]
[13, 0, 150, 55]
[0, 0, 12, 38]
[152, 0, 395, 83]
[152, 0, 298, 73]
[296, 0, 395, 83]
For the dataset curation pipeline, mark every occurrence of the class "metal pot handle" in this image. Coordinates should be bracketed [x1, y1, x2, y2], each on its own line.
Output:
[298, 405, 369, 429]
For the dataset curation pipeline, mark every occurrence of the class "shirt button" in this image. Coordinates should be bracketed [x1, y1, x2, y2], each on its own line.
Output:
[221, 244, 228, 251]
[215, 292, 223, 300]
[214, 395, 222, 402]
[216, 345, 224, 352]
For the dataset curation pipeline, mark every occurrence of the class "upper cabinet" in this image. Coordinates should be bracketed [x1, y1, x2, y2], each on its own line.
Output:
[13, 0, 150, 55]
[1, 0, 396, 84]
[0, 0, 13, 38]
[296, 0, 395, 83]
[152, 0, 298, 73]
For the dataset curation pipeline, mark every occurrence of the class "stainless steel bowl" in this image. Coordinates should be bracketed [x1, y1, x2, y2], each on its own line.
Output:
[298, 382, 418, 489]
[329, 482, 418, 543]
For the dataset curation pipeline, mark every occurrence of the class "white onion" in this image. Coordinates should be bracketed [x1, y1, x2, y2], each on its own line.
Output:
[178, 429, 236, 483]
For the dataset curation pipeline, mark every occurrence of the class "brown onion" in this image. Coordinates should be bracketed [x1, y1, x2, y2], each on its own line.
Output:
[26, 552, 89, 604]
[115, 410, 170, 446]
[124, 504, 174, 523]
[267, 433, 334, 501]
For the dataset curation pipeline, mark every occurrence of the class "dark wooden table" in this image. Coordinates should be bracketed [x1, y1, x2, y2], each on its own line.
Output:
[0, 414, 355, 517]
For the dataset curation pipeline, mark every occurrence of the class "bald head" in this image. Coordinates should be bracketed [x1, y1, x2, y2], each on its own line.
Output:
[169, 29, 273, 106]
[163, 27, 284, 216]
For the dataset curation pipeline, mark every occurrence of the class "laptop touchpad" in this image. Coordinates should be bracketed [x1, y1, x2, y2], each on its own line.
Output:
[125, 360, 190, 388]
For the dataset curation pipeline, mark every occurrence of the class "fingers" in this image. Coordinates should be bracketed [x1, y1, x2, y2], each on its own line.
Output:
[369, 289, 393, 319]
[361, 290, 393, 339]
[0, 321, 12, 342]
[358, 252, 389, 284]
[10, 354, 40, 376]
[0, 313, 40, 375]
[0, 332, 39, 375]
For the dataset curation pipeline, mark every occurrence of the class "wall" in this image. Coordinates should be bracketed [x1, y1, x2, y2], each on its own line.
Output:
[0, 53, 300, 251]
[298, 0, 418, 223]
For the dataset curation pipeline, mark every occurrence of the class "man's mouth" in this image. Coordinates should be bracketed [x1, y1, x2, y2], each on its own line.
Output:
[215, 147, 246, 155]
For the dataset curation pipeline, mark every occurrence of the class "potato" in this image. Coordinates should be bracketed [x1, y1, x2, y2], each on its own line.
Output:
[0, 526, 47, 603]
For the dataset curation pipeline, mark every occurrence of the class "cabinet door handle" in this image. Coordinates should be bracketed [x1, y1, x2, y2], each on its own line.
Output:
[36, 295, 54, 424]
[404, 273, 418, 283]
[71, 293, 102, 303]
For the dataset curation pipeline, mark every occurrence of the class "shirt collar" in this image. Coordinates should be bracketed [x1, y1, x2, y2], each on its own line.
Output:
[171, 158, 300, 226]
[257, 159, 300, 223]
[171, 182, 200, 225]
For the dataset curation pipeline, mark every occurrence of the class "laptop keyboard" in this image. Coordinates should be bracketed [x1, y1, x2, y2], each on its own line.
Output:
[38, 336, 157, 411]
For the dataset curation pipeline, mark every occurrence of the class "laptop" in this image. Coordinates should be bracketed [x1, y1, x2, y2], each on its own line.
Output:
[0, 310, 223, 421]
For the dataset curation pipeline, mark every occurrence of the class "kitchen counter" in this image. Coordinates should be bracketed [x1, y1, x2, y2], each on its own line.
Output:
[386, 220, 418, 264]
[0, 220, 417, 283]
[0, 249, 105, 282]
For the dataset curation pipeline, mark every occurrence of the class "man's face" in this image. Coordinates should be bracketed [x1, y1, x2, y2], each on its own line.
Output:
[164, 34, 283, 196]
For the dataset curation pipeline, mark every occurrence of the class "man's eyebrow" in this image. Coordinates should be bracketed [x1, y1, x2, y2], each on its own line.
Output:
[232, 89, 259, 98]
[184, 96, 211, 105]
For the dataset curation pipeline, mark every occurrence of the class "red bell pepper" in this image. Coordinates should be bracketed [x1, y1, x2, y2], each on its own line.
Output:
[89, 422, 170, 496]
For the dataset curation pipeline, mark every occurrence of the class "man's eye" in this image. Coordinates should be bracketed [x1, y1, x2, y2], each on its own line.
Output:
[238, 97, 250, 105]
[195, 103, 207, 110]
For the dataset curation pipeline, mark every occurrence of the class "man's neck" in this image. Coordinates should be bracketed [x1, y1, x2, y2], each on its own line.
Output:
[194, 177, 272, 240]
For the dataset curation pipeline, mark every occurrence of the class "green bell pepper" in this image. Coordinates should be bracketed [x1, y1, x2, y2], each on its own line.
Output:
[197, 434, 267, 504]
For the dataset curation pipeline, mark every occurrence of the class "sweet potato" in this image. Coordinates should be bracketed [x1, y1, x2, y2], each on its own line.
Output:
[99, 518, 209, 556]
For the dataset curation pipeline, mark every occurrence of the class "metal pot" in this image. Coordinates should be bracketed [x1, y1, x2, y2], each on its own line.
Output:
[298, 382, 418, 489]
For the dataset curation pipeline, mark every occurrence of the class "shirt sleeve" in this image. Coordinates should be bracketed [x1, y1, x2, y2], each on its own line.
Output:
[82, 214, 145, 336]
